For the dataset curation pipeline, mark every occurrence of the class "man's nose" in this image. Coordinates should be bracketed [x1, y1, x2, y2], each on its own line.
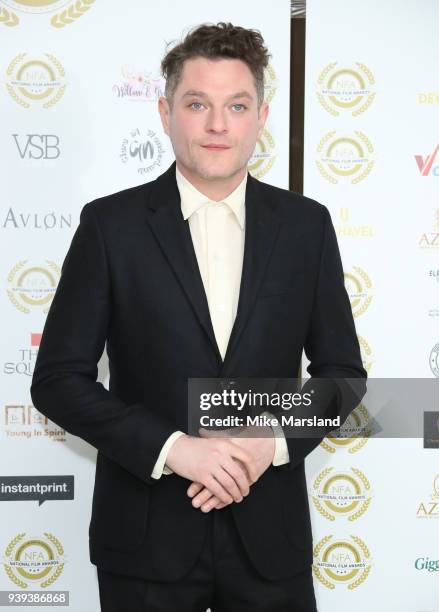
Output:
[205, 108, 227, 133]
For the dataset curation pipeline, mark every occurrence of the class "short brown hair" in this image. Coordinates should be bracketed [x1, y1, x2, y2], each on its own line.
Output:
[161, 22, 271, 109]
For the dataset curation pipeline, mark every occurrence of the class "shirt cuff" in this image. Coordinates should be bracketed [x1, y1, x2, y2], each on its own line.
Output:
[150, 430, 186, 479]
[260, 411, 290, 466]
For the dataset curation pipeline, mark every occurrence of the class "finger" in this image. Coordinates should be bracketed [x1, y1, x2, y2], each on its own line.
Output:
[213, 467, 243, 502]
[192, 487, 214, 508]
[227, 443, 258, 483]
[221, 459, 250, 497]
[203, 475, 233, 505]
[187, 482, 203, 497]
[198, 427, 229, 438]
[201, 495, 229, 512]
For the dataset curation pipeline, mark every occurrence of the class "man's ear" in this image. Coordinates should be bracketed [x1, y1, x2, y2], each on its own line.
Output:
[158, 96, 171, 136]
[257, 101, 269, 139]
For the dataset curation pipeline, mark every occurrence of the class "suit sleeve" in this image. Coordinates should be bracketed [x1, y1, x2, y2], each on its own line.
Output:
[275, 205, 367, 471]
[30, 202, 180, 484]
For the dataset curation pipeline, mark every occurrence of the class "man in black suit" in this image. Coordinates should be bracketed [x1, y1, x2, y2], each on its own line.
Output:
[31, 22, 366, 612]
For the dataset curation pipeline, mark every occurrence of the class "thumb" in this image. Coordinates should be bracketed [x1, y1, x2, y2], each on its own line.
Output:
[198, 427, 213, 437]
[199, 427, 229, 438]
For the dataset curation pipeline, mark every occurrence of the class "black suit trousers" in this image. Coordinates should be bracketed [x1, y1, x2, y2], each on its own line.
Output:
[97, 504, 317, 612]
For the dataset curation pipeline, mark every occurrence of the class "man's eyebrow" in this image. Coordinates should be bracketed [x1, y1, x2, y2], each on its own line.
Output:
[181, 90, 254, 101]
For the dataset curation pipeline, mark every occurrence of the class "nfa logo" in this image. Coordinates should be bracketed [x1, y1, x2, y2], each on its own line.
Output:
[316, 131, 374, 184]
[317, 62, 375, 116]
[248, 128, 276, 179]
[414, 143, 439, 177]
[419, 209, 439, 249]
[416, 473, 439, 519]
[3, 532, 65, 588]
[313, 535, 372, 590]
[344, 266, 373, 317]
[0, 0, 96, 29]
[120, 128, 165, 176]
[321, 404, 371, 454]
[5, 53, 65, 109]
[312, 467, 372, 521]
[429, 343, 439, 378]
[6, 260, 60, 314]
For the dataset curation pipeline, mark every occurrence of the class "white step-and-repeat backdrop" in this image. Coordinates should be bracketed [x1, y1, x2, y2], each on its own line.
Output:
[1, 0, 290, 610]
[2, 0, 438, 610]
[304, 1, 439, 611]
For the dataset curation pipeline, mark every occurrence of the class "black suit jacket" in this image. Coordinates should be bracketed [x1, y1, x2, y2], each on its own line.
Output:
[30, 161, 367, 581]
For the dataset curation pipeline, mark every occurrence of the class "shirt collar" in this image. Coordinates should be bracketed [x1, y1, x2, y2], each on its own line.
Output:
[175, 165, 247, 230]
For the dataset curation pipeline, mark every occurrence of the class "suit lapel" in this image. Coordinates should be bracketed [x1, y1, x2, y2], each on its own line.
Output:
[221, 171, 281, 369]
[145, 162, 281, 368]
[145, 162, 223, 363]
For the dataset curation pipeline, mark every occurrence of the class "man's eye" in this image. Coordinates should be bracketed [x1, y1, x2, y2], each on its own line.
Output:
[190, 102, 203, 110]
[232, 104, 247, 112]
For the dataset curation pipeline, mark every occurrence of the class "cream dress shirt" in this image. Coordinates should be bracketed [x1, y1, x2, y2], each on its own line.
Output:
[150, 166, 290, 479]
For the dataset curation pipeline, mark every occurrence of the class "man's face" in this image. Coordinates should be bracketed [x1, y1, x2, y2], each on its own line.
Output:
[158, 56, 268, 183]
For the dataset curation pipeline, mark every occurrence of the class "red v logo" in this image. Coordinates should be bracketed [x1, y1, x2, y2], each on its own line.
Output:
[415, 144, 439, 175]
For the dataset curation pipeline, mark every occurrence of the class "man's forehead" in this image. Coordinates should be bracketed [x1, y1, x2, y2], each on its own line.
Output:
[180, 56, 254, 80]
[181, 89, 254, 101]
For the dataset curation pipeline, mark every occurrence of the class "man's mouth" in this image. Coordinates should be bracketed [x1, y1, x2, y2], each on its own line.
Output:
[201, 144, 231, 151]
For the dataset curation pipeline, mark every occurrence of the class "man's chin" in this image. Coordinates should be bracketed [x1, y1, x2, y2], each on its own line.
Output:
[191, 164, 245, 182]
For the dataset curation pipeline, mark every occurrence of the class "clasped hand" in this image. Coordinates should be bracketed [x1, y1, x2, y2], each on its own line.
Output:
[165, 424, 275, 513]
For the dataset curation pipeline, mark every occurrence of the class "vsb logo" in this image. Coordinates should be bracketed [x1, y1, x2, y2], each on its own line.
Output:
[13, 134, 60, 160]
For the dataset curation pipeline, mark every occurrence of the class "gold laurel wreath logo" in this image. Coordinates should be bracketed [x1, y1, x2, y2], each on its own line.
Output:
[6, 53, 65, 109]
[348, 535, 371, 589]
[6, 53, 29, 108]
[312, 535, 335, 589]
[43, 53, 66, 108]
[7, 260, 60, 314]
[320, 404, 371, 454]
[316, 130, 374, 184]
[0, 6, 19, 27]
[7, 260, 29, 313]
[40, 532, 64, 588]
[249, 128, 276, 179]
[316, 61, 338, 117]
[317, 62, 375, 117]
[312, 467, 335, 520]
[3, 532, 64, 589]
[348, 404, 372, 453]
[313, 535, 371, 590]
[358, 335, 373, 373]
[0, 1, 95, 28]
[312, 467, 372, 521]
[50, 0, 95, 28]
[264, 64, 277, 105]
[316, 130, 337, 183]
[345, 266, 373, 317]
[3, 533, 27, 589]
[352, 131, 374, 184]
